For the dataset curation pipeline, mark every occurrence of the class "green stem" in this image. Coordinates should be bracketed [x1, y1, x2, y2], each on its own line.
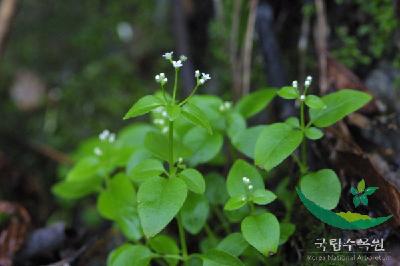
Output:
[168, 121, 174, 176]
[172, 69, 179, 102]
[204, 223, 217, 241]
[213, 207, 231, 234]
[299, 100, 308, 174]
[177, 213, 188, 265]
[179, 84, 199, 106]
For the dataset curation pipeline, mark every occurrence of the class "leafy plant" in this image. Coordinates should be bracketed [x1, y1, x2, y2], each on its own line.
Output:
[350, 179, 378, 207]
[53, 54, 372, 265]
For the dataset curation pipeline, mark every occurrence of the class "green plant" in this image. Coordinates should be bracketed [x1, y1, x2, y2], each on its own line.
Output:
[350, 179, 378, 207]
[53, 54, 371, 265]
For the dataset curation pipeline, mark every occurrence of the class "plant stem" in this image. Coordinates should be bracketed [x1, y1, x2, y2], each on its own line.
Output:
[299, 100, 308, 174]
[213, 207, 231, 234]
[172, 69, 179, 101]
[177, 212, 188, 265]
[179, 84, 199, 106]
[168, 121, 174, 176]
[204, 223, 217, 241]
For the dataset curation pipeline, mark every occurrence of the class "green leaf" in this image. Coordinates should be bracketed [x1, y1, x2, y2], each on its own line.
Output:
[183, 128, 223, 166]
[304, 127, 324, 140]
[309, 89, 372, 127]
[52, 176, 102, 199]
[137, 177, 188, 237]
[232, 126, 266, 159]
[359, 194, 368, 206]
[178, 168, 205, 194]
[202, 249, 245, 266]
[224, 196, 247, 211]
[205, 173, 229, 205]
[226, 159, 264, 197]
[124, 95, 164, 120]
[148, 235, 179, 266]
[350, 187, 358, 195]
[279, 222, 295, 245]
[166, 103, 181, 121]
[285, 117, 300, 128]
[118, 124, 156, 149]
[251, 189, 277, 205]
[217, 233, 249, 257]
[128, 159, 164, 183]
[145, 131, 191, 162]
[255, 123, 303, 171]
[241, 213, 280, 256]
[364, 187, 378, 196]
[300, 169, 341, 210]
[182, 102, 212, 134]
[107, 244, 153, 266]
[357, 179, 366, 193]
[277, 86, 299, 99]
[181, 193, 209, 235]
[66, 157, 100, 181]
[235, 88, 277, 118]
[353, 195, 361, 208]
[305, 95, 326, 109]
[97, 173, 142, 240]
[226, 112, 246, 140]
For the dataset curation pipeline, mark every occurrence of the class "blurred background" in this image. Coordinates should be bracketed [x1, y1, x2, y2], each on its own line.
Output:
[0, 0, 399, 265]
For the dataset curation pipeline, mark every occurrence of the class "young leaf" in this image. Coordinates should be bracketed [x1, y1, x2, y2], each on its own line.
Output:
[241, 213, 280, 256]
[205, 172, 229, 206]
[148, 235, 179, 266]
[364, 187, 378, 196]
[235, 88, 277, 118]
[178, 168, 205, 194]
[182, 102, 212, 134]
[309, 89, 372, 127]
[52, 176, 102, 199]
[166, 103, 181, 121]
[353, 195, 361, 208]
[183, 128, 223, 166]
[224, 196, 247, 211]
[217, 233, 249, 257]
[305, 95, 326, 109]
[251, 189, 277, 205]
[359, 194, 368, 206]
[350, 187, 358, 196]
[255, 123, 303, 171]
[226, 159, 264, 197]
[128, 159, 164, 183]
[304, 127, 324, 140]
[202, 249, 245, 266]
[357, 179, 366, 193]
[107, 244, 153, 266]
[279, 222, 295, 245]
[277, 86, 299, 99]
[137, 177, 188, 238]
[285, 117, 300, 128]
[300, 169, 341, 210]
[97, 173, 142, 240]
[181, 193, 209, 235]
[232, 126, 267, 159]
[66, 157, 100, 181]
[124, 95, 164, 120]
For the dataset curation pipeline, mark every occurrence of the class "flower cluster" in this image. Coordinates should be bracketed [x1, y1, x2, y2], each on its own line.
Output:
[155, 73, 168, 85]
[219, 101, 232, 112]
[195, 70, 211, 85]
[304, 75, 312, 88]
[99, 129, 116, 143]
[242, 176, 253, 191]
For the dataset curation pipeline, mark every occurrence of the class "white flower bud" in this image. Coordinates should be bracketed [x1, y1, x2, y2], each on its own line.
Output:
[162, 51, 173, 60]
[300, 94, 306, 101]
[248, 185, 253, 190]
[99, 129, 110, 141]
[180, 55, 187, 61]
[292, 80, 298, 88]
[195, 70, 200, 78]
[162, 127, 169, 134]
[242, 177, 250, 184]
[94, 147, 103, 156]
[108, 133, 116, 143]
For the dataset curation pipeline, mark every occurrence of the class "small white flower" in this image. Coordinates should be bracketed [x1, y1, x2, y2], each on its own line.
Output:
[180, 55, 187, 61]
[199, 78, 205, 84]
[248, 185, 254, 190]
[153, 118, 165, 125]
[305, 75, 312, 87]
[99, 129, 110, 141]
[162, 77, 168, 84]
[155, 73, 167, 84]
[94, 147, 103, 156]
[242, 177, 250, 184]
[178, 157, 183, 164]
[241, 196, 247, 201]
[300, 94, 306, 101]
[153, 106, 165, 113]
[292, 80, 298, 88]
[163, 51, 173, 60]
[224, 101, 232, 109]
[108, 133, 116, 143]
[201, 73, 211, 81]
[172, 60, 183, 68]
[162, 127, 169, 134]
[219, 104, 225, 112]
[195, 70, 200, 78]
[161, 111, 168, 117]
